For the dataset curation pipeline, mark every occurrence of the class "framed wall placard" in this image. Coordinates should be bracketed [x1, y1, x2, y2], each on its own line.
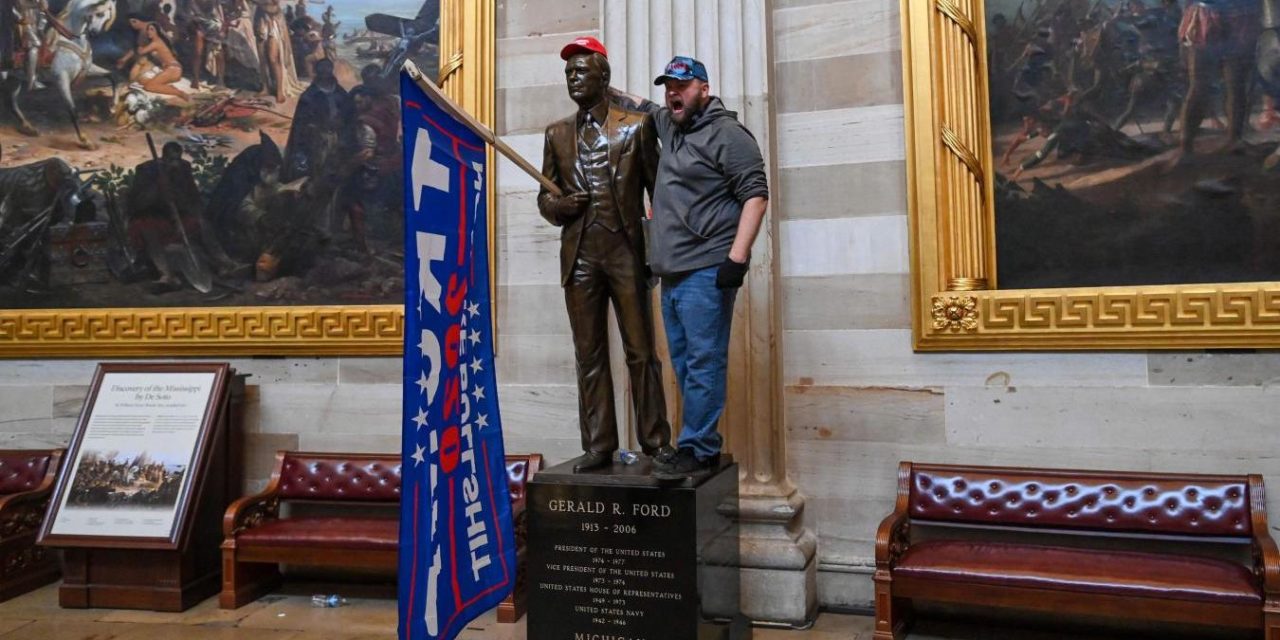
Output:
[40, 363, 231, 550]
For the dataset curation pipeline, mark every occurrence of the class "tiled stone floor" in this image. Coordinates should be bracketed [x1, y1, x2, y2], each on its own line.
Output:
[0, 585, 1246, 639]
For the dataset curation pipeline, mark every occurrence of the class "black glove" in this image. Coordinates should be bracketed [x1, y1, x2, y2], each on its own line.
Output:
[715, 257, 749, 289]
[548, 192, 588, 223]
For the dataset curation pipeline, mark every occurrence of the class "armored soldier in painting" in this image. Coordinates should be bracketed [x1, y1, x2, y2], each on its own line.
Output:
[16, 0, 46, 90]
[537, 37, 675, 473]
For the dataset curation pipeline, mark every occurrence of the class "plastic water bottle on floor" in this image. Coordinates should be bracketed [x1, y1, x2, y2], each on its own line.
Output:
[311, 594, 348, 608]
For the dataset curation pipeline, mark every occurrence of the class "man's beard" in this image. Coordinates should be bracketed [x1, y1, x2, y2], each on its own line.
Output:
[673, 94, 707, 128]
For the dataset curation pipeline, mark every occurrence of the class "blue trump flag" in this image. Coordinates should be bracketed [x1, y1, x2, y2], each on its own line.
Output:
[399, 70, 515, 640]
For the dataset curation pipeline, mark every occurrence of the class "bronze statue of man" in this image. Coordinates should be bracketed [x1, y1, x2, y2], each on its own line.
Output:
[537, 37, 674, 473]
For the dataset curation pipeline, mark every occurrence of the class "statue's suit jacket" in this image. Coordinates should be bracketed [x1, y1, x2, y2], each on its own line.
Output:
[537, 103, 659, 285]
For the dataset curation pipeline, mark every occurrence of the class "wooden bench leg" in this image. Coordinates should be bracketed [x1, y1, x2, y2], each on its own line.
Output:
[0, 545, 60, 603]
[219, 546, 281, 609]
[873, 572, 908, 640]
[1267, 608, 1280, 640]
[496, 551, 527, 623]
[496, 593, 524, 623]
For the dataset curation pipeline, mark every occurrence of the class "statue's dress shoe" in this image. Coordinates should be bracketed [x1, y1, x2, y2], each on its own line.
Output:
[573, 451, 612, 473]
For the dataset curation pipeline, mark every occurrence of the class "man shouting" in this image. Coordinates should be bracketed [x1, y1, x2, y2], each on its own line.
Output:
[615, 56, 770, 479]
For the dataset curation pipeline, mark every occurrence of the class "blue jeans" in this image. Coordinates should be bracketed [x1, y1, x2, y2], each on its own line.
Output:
[660, 266, 737, 460]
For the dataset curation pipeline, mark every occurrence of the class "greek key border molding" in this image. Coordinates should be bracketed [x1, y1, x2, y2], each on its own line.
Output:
[978, 288, 1280, 331]
[0, 307, 403, 357]
[916, 286, 1280, 349]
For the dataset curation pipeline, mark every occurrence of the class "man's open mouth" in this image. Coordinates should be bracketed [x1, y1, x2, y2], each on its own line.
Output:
[669, 97, 685, 115]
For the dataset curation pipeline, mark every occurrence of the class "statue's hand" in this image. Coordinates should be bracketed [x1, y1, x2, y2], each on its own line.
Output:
[548, 191, 589, 222]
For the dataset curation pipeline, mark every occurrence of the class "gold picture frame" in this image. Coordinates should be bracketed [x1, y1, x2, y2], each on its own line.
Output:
[902, 0, 1280, 351]
[0, 1, 494, 358]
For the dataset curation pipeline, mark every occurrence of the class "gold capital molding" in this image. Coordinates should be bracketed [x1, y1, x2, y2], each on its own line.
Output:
[947, 277, 988, 291]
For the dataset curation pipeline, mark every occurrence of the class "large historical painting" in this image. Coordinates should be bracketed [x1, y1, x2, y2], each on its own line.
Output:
[902, 0, 1280, 350]
[0, 0, 445, 353]
[989, 0, 1280, 289]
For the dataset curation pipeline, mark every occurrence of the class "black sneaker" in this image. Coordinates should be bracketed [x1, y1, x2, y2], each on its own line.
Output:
[653, 448, 719, 480]
[650, 445, 678, 466]
[652, 447, 692, 478]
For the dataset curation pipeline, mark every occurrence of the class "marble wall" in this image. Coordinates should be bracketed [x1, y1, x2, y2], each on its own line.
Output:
[2, 0, 1279, 613]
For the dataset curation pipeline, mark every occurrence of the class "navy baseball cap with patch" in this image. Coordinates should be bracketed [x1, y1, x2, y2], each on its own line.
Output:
[653, 56, 709, 85]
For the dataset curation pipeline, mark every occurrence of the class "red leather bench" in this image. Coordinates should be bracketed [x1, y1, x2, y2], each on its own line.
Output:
[0, 448, 64, 602]
[874, 462, 1280, 639]
[220, 450, 541, 622]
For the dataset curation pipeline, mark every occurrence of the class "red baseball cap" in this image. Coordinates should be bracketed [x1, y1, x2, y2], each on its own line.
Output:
[560, 36, 607, 60]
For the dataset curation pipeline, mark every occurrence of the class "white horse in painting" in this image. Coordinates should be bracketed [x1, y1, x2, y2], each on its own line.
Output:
[1, 0, 118, 149]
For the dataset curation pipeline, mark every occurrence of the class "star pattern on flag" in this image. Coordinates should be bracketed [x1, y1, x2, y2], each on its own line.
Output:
[468, 327, 482, 346]
[412, 407, 428, 430]
[476, 413, 489, 430]
[415, 371, 431, 395]
[470, 357, 483, 375]
[472, 385, 485, 402]
[466, 300, 480, 318]
[411, 444, 426, 466]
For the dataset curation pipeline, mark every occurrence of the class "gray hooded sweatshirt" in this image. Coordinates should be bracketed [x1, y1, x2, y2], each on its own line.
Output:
[643, 97, 769, 277]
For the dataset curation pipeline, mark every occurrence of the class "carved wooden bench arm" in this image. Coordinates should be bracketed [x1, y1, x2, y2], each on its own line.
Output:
[1254, 534, 1280, 596]
[1250, 476, 1280, 600]
[223, 492, 281, 538]
[0, 449, 62, 542]
[0, 491, 53, 540]
[875, 510, 910, 571]
[223, 452, 286, 538]
[875, 461, 913, 572]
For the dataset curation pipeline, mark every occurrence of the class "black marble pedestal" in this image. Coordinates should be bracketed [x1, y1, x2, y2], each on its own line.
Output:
[527, 456, 748, 640]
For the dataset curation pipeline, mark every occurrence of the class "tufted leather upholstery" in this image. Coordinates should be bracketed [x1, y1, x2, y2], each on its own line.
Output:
[896, 540, 1261, 605]
[507, 459, 531, 506]
[238, 516, 398, 551]
[278, 454, 402, 502]
[0, 452, 53, 496]
[273, 453, 539, 504]
[909, 465, 1252, 537]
